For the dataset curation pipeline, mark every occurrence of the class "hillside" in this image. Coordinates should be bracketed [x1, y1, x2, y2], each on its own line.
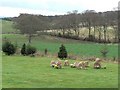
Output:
[1, 18, 118, 89]
[1, 20, 18, 34]
[2, 34, 118, 59]
[1, 20, 118, 59]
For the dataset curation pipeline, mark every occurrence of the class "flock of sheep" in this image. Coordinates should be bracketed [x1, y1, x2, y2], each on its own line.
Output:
[50, 58, 106, 69]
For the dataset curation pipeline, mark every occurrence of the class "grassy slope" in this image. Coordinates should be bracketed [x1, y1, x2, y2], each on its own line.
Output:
[1, 20, 118, 58]
[1, 20, 17, 34]
[2, 20, 118, 88]
[2, 55, 118, 88]
[2, 34, 118, 58]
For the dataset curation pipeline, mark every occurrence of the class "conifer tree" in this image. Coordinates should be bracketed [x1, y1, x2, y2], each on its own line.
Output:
[2, 41, 16, 55]
[21, 43, 26, 56]
[58, 44, 67, 59]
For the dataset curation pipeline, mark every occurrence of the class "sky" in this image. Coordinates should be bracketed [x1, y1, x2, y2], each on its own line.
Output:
[0, 0, 119, 17]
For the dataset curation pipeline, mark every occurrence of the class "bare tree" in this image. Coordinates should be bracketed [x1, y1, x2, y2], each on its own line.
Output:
[14, 14, 45, 43]
[67, 10, 80, 37]
[82, 10, 96, 39]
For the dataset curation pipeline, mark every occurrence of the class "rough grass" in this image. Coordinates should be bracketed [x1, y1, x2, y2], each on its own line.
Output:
[1, 20, 18, 34]
[1, 20, 118, 88]
[1, 20, 118, 59]
[2, 55, 118, 88]
[2, 34, 118, 59]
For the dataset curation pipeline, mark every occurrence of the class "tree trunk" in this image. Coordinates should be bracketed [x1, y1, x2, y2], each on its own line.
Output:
[74, 28, 77, 36]
[77, 29, 80, 37]
[93, 26, 96, 40]
[88, 23, 91, 38]
[103, 25, 107, 43]
[28, 34, 32, 43]
[98, 27, 101, 42]
[62, 29, 65, 36]
[113, 26, 118, 42]
[67, 28, 71, 36]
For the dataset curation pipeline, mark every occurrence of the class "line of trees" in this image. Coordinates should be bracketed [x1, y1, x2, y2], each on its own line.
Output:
[2, 40, 36, 56]
[12, 10, 119, 43]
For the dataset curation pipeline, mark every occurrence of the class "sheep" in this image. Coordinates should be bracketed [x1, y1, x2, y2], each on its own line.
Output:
[70, 62, 80, 68]
[83, 61, 89, 67]
[56, 60, 62, 69]
[75, 61, 89, 69]
[76, 62, 84, 69]
[94, 58, 102, 69]
[70, 64, 76, 68]
[50, 60, 56, 67]
[64, 60, 69, 66]
[50, 60, 62, 69]
[74, 62, 79, 67]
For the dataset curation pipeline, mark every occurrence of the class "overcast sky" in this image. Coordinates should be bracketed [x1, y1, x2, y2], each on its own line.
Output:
[0, 0, 119, 17]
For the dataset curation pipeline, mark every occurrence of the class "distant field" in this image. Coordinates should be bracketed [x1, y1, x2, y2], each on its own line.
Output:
[2, 34, 118, 59]
[1, 20, 117, 40]
[1, 20, 118, 58]
[2, 55, 118, 88]
[1, 20, 18, 34]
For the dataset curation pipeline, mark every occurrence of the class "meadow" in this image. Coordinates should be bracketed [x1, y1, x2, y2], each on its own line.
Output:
[2, 34, 118, 59]
[1, 20, 118, 59]
[2, 55, 118, 88]
[1, 20, 18, 34]
[1, 20, 119, 88]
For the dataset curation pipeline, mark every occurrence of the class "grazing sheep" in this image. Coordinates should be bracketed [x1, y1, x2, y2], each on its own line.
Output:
[83, 61, 89, 67]
[75, 61, 89, 69]
[76, 62, 84, 69]
[94, 58, 102, 69]
[50, 60, 62, 69]
[70, 62, 79, 68]
[70, 64, 76, 68]
[74, 62, 79, 67]
[56, 60, 62, 69]
[64, 60, 69, 66]
[54, 64, 59, 69]
[50, 60, 56, 67]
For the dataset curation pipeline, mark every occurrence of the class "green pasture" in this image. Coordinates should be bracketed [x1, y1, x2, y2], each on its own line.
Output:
[1, 20, 118, 59]
[2, 55, 118, 88]
[1, 20, 18, 34]
[2, 34, 118, 59]
[1, 20, 118, 88]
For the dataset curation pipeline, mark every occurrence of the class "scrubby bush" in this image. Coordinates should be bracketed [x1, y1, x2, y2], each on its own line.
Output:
[44, 48, 48, 55]
[100, 46, 108, 60]
[14, 41, 18, 50]
[2, 41, 16, 55]
[58, 44, 67, 59]
[26, 44, 36, 55]
[21, 43, 26, 56]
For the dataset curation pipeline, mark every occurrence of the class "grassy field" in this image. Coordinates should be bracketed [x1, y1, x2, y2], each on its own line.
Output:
[1, 19, 118, 88]
[1, 20, 18, 34]
[1, 20, 118, 59]
[2, 55, 118, 88]
[2, 34, 118, 59]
